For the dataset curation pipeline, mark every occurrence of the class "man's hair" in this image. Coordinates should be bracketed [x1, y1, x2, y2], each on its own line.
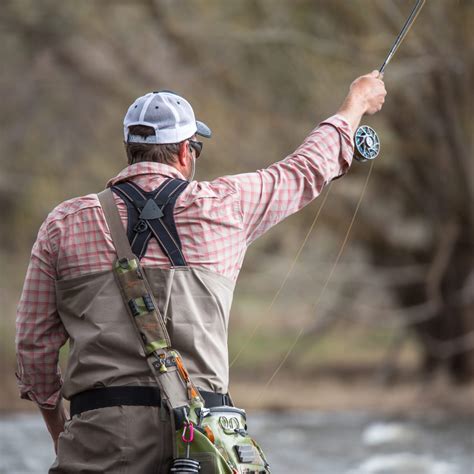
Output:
[125, 125, 180, 165]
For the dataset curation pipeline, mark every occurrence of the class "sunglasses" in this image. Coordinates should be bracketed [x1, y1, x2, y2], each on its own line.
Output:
[188, 140, 203, 159]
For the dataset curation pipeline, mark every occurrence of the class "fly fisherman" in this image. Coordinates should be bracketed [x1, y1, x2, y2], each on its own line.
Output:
[16, 72, 386, 473]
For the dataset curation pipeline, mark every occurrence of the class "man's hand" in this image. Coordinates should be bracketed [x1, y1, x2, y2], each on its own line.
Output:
[337, 70, 387, 132]
[349, 70, 387, 115]
[40, 398, 69, 454]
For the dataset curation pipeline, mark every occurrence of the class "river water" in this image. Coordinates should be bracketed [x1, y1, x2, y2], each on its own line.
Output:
[1, 411, 473, 473]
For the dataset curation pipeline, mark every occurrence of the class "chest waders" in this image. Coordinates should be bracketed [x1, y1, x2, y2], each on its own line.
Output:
[98, 179, 270, 474]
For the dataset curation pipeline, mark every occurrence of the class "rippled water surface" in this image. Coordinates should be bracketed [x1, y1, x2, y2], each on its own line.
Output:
[1, 411, 473, 473]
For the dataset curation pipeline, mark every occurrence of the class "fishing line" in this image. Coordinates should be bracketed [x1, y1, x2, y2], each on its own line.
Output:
[251, 0, 426, 397]
[230, 183, 334, 368]
[256, 160, 375, 402]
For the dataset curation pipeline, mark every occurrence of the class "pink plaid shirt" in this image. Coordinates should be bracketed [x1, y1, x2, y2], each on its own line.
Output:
[16, 115, 353, 408]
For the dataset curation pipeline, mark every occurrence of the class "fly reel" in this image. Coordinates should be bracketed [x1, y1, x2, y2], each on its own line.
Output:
[354, 125, 380, 162]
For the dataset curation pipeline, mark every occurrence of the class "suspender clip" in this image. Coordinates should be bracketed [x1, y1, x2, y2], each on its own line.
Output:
[133, 220, 148, 233]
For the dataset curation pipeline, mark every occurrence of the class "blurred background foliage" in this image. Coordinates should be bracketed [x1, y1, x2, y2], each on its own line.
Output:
[1, 0, 473, 407]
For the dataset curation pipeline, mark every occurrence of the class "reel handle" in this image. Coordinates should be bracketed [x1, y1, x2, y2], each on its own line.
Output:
[353, 125, 380, 162]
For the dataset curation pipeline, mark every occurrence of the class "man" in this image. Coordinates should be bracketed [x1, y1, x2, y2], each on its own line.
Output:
[16, 71, 386, 472]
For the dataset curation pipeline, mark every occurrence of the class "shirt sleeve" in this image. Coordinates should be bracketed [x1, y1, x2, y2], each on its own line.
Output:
[218, 114, 354, 244]
[15, 217, 68, 409]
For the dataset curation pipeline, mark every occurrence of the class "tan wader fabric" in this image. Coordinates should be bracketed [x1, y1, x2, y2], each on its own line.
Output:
[57, 267, 234, 398]
[53, 264, 234, 472]
[50, 406, 173, 473]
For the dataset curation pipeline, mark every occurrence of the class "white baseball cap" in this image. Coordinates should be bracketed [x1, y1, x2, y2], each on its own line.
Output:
[123, 90, 212, 144]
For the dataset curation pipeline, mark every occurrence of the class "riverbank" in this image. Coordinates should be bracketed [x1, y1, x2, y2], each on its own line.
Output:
[3, 368, 473, 418]
[230, 371, 474, 417]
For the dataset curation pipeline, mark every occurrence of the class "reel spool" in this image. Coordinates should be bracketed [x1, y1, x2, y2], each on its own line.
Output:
[354, 125, 380, 162]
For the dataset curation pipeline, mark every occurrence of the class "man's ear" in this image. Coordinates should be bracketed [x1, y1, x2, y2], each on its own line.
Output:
[178, 141, 188, 167]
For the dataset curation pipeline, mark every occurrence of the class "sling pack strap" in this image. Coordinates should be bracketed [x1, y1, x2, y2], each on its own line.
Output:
[97, 187, 203, 410]
[98, 187, 171, 348]
[111, 179, 188, 265]
[98, 188, 135, 261]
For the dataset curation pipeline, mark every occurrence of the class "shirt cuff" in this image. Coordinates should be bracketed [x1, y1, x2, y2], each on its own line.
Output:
[329, 114, 354, 138]
[319, 114, 355, 175]
[16, 372, 63, 409]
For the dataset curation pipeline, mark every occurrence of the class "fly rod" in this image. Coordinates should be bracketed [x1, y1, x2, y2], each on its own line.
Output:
[354, 0, 426, 162]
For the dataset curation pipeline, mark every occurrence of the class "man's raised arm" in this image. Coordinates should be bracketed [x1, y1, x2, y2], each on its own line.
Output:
[218, 71, 386, 244]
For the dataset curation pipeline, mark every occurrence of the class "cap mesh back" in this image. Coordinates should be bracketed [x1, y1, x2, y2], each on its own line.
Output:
[123, 91, 209, 144]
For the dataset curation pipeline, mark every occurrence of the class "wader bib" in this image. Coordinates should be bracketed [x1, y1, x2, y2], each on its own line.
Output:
[51, 179, 269, 473]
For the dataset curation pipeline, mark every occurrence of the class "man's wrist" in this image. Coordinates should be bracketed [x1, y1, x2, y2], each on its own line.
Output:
[40, 399, 68, 438]
[337, 96, 366, 133]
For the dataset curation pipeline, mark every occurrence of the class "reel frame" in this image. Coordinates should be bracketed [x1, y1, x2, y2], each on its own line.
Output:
[354, 125, 380, 162]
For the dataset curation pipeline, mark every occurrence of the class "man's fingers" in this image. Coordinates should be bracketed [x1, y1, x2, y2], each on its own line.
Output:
[369, 70, 385, 81]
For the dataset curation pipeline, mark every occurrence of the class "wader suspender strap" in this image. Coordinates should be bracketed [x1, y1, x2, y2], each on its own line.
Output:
[111, 178, 188, 265]
[98, 188, 204, 458]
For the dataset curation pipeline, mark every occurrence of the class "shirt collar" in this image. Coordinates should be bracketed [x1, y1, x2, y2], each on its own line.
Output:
[106, 162, 187, 187]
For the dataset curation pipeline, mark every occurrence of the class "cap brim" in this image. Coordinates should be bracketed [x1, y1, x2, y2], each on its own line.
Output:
[196, 120, 212, 138]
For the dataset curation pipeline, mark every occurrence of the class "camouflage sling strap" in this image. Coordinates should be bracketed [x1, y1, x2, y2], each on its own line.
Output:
[98, 187, 270, 473]
[98, 188, 203, 420]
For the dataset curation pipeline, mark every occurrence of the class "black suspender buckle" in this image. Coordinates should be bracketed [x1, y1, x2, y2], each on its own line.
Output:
[133, 220, 148, 233]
